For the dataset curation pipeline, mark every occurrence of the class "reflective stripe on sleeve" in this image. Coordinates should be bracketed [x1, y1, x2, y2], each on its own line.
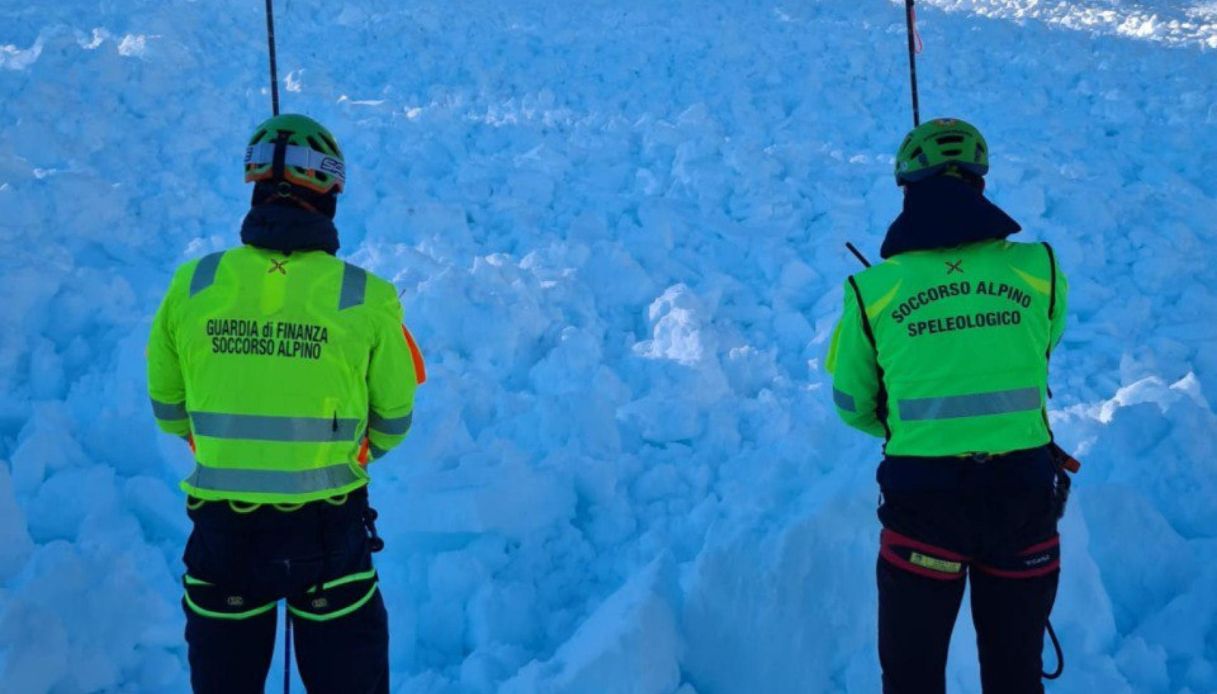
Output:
[190, 412, 361, 442]
[338, 263, 367, 310]
[190, 251, 225, 297]
[369, 444, 389, 460]
[897, 387, 1041, 421]
[369, 411, 412, 436]
[184, 463, 362, 495]
[832, 388, 857, 413]
[151, 398, 188, 420]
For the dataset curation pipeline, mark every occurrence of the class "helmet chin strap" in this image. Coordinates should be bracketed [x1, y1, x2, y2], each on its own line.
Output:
[276, 182, 320, 214]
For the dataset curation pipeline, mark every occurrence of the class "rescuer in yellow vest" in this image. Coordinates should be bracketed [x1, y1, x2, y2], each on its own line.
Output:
[827, 118, 1071, 694]
[147, 114, 425, 694]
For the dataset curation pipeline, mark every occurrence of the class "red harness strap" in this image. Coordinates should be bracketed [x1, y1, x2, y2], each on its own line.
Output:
[880, 529, 968, 581]
[881, 529, 1061, 580]
[973, 536, 1061, 579]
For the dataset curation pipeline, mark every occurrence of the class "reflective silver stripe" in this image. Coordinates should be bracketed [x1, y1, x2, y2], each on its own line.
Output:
[338, 263, 366, 310]
[190, 251, 225, 297]
[185, 463, 362, 495]
[898, 387, 1042, 421]
[369, 445, 389, 460]
[191, 412, 361, 442]
[368, 411, 412, 436]
[833, 388, 856, 413]
[151, 398, 188, 420]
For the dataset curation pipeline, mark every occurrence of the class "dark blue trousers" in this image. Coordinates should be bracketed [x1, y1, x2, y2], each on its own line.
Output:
[182, 488, 388, 694]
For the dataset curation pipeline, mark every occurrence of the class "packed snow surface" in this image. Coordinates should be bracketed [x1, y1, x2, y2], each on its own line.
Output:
[2, 1, 1215, 692]
[916, 0, 1217, 48]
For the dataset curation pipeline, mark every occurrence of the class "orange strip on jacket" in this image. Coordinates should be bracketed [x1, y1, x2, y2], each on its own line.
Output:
[402, 325, 427, 385]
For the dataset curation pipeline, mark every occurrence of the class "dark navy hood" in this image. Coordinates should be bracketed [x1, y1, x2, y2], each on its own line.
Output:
[240, 203, 340, 256]
[880, 176, 1021, 259]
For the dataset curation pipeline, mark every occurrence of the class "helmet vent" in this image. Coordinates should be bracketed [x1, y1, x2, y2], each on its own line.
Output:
[245, 114, 344, 193]
[894, 117, 986, 185]
[319, 133, 339, 155]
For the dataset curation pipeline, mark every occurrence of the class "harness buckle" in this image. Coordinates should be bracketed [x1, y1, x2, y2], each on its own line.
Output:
[363, 506, 385, 553]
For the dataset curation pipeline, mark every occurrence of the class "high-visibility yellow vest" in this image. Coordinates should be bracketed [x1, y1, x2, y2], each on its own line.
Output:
[827, 239, 1067, 456]
[147, 245, 421, 503]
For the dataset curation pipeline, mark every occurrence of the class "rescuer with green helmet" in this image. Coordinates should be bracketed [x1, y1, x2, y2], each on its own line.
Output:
[827, 118, 1072, 693]
[148, 113, 426, 693]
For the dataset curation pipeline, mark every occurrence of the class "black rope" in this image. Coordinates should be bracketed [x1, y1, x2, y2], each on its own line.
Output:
[265, 0, 280, 115]
[904, 0, 921, 126]
[1043, 619, 1065, 679]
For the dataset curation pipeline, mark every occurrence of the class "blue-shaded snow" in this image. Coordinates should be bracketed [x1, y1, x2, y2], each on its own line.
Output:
[1, 1, 1215, 692]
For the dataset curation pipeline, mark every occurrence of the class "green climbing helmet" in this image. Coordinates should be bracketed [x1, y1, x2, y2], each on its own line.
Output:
[894, 117, 989, 185]
[244, 114, 345, 194]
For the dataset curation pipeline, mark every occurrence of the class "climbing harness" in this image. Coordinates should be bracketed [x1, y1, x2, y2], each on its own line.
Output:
[363, 506, 385, 553]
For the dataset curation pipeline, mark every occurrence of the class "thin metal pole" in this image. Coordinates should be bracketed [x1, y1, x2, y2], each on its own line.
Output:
[265, 0, 281, 115]
[904, 0, 921, 126]
[846, 242, 872, 268]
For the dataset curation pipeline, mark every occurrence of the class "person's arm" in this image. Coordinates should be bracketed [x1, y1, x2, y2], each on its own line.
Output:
[826, 278, 886, 438]
[147, 267, 192, 441]
[365, 287, 422, 461]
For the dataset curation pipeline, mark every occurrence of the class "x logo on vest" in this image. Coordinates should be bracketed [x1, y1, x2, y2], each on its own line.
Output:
[268, 259, 288, 275]
[946, 260, 964, 275]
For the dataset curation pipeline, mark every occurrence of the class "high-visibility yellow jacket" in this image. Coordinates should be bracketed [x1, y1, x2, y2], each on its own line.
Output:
[147, 245, 423, 504]
[827, 239, 1067, 456]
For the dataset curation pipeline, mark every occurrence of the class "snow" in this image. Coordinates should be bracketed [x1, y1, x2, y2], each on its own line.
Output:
[913, 0, 1217, 48]
[1, 0, 1215, 692]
